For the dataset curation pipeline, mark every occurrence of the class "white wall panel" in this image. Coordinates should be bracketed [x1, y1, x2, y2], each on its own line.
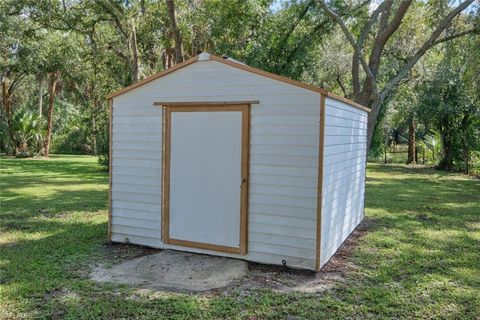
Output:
[112, 207, 161, 221]
[112, 200, 160, 213]
[112, 174, 161, 186]
[324, 126, 366, 137]
[250, 183, 317, 199]
[251, 144, 318, 157]
[111, 233, 160, 248]
[249, 202, 316, 220]
[252, 124, 319, 136]
[320, 97, 367, 267]
[111, 166, 161, 177]
[325, 115, 368, 129]
[250, 174, 318, 188]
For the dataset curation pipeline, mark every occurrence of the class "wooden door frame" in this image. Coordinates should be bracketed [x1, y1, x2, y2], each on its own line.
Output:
[161, 104, 250, 255]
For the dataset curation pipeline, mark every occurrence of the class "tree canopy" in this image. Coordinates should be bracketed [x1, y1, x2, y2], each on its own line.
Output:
[1, 0, 479, 173]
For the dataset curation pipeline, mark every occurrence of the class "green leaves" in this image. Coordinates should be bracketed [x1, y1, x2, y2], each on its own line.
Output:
[10, 108, 46, 156]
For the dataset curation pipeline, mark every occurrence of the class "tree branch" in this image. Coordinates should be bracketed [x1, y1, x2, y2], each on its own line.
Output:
[381, 1, 411, 41]
[353, 0, 388, 96]
[383, 0, 475, 96]
[317, 0, 377, 95]
[378, 0, 393, 33]
[279, 18, 330, 73]
[107, 43, 129, 63]
[279, 0, 368, 75]
[97, 0, 128, 40]
[357, 1, 389, 47]
[336, 74, 347, 97]
[8, 74, 26, 95]
[432, 28, 479, 45]
[386, 49, 408, 63]
[277, 0, 316, 52]
[368, 0, 412, 77]
[166, 0, 183, 64]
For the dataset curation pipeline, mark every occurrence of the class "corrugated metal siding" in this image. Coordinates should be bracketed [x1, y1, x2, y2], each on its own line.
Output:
[111, 59, 320, 270]
[320, 97, 367, 267]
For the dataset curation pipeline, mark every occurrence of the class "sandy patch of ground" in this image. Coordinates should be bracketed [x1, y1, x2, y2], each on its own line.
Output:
[91, 250, 248, 291]
[91, 220, 369, 294]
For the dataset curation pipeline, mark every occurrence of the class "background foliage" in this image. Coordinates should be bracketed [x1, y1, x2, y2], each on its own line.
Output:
[0, 0, 478, 174]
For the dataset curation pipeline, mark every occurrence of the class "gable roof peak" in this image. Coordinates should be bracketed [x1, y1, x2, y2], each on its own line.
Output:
[106, 53, 369, 113]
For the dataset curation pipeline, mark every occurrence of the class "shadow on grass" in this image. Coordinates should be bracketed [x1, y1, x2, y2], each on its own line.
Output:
[0, 156, 108, 228]
[366, 165, 479, 231]
[1, 157, 107, 181]
[1, 191, 107, 231]
[0, 219, 112, 320]
[345, 164, 480, 317]
[1, 159, 479, 318]
[0, 157, 110, 316]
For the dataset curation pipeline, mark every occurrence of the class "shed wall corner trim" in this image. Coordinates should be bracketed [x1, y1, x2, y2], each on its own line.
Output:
[315, 93, 326, 271]
[107, 98, 113, 242]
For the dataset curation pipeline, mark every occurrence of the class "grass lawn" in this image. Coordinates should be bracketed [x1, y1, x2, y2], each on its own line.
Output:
[1, 155, 479, 319]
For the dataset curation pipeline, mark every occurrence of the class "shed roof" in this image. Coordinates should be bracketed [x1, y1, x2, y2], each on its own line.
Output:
[106, 53, 370, 113]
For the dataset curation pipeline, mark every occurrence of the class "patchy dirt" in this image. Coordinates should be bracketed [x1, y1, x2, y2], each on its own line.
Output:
[91, 250, 248, 291]
[99, 241, 158, 263]
[41, 288, 81, 320]
[91, 221, 369, 294]
[231, 221, 369, 294]
[44, 287, 80, 302]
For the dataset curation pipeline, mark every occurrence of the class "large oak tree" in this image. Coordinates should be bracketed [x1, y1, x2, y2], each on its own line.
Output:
[317, 0, 478, 150]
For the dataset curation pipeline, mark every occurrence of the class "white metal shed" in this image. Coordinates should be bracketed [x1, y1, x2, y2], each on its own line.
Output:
[106, 52, 370, 271]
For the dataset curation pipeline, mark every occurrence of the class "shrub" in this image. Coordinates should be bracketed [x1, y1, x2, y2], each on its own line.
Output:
[98, 153, 109, 171]
[9, 109, 46, 156]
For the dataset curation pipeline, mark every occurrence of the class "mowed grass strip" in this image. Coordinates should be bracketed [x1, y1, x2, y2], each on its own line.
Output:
[0, 156, 479, 319]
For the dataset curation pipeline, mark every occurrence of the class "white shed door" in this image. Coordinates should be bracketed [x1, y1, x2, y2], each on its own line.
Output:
[163, 105, 248, 255]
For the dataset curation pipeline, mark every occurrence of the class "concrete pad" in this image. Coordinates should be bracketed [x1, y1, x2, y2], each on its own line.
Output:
[91, 250, 248, 291]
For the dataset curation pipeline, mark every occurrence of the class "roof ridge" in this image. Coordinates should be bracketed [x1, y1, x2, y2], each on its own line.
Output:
[106, 52, 370, 113]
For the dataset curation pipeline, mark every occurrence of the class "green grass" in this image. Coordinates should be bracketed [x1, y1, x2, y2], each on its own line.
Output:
[1, 156, 479, 319]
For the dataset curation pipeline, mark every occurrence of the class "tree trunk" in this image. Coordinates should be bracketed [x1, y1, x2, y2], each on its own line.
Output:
[319, 0, 476, 154]
[384, 142, 388, 164]
[364, 94, 384, 152]
[91, 99, 98, 155]
[166, 0, 183, 64]
[0, 97, 3, 152]
[130, 20, 139, 82]
[44, 73, 58, 158]
[461, 138, 469, 174]
[459, 114, 471, 174]
[407, 118, 416, 164]
[38, 74, 44, 116]
[162, 48, 174, 70]
[1, 79, 16, 155]
[167, 50, 173, 68]
[366, 116, 374, 152]
[437, 131, 454, 171]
